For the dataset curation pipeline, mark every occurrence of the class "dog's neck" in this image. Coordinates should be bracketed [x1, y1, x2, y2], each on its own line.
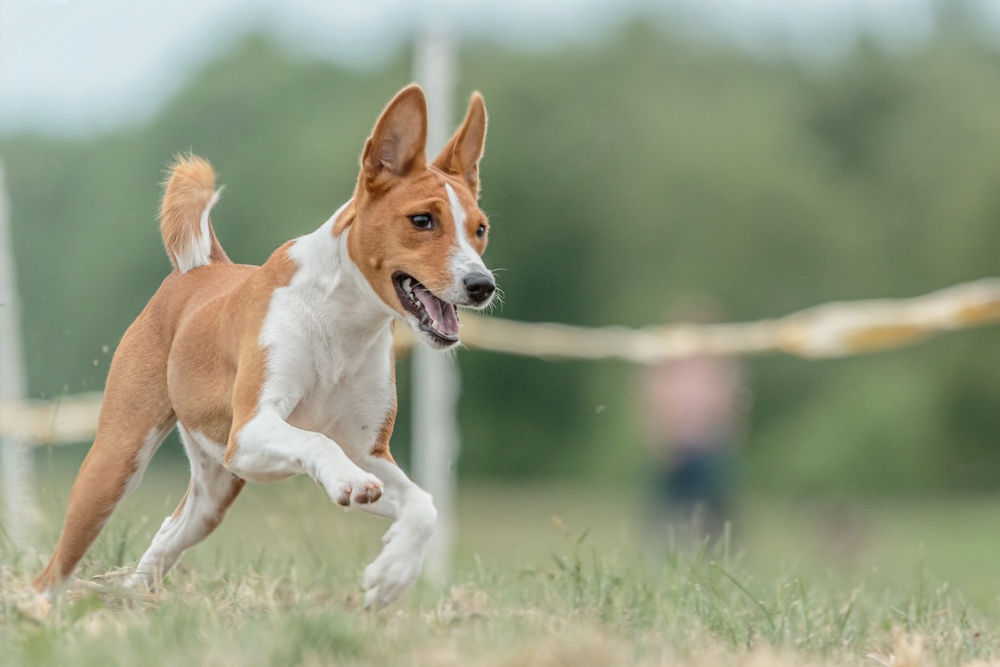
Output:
[284, 200, 394, 348]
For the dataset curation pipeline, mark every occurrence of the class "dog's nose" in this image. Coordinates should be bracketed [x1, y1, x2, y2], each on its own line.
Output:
[463, 272, 496, 304]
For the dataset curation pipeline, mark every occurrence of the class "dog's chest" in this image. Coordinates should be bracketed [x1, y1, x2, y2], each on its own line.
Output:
[286, 341, 395, 459]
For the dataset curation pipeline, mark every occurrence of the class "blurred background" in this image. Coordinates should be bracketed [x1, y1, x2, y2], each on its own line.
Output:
[2, 0, 999, 596]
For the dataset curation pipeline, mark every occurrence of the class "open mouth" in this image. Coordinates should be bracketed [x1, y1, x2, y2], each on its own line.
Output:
[393, 272, 460, 346]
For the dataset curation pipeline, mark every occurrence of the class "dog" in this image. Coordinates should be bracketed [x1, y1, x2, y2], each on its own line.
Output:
[34, 84, 495, 609]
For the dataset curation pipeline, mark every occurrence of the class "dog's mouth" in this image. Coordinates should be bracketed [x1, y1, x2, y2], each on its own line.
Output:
[393, 272, 460, 346]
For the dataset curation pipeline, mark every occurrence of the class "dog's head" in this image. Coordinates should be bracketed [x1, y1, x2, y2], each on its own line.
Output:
[339, 85, 494, 350]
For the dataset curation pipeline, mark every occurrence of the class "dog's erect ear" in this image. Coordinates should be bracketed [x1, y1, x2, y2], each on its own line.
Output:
[361, 85, 428, 191]
[432, 92, 487, 197]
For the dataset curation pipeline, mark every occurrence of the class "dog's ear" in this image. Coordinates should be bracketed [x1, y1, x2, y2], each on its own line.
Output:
[361, 85, 428, 192]
[433, 92, 487, 197]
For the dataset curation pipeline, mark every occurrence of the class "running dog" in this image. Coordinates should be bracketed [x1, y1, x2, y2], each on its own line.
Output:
[34, 84, 495, 608]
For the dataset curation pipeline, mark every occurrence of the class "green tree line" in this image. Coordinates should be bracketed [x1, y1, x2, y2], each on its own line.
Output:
[4, 21, 999, 494]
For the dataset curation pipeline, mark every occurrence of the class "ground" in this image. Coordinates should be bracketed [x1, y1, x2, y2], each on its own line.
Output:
[1, 450, 999, 666]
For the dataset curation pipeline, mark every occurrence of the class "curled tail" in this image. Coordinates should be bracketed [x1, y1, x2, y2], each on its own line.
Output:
[160, 154, 230, 273]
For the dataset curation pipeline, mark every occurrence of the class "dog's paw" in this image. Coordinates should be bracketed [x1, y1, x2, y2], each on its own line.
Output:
[363, 494, 436, 609]
[332, 472, 383, 507]
[14, 588, 53, 621]
[363, 531, 424, 610]
[123, 571, 159, 593]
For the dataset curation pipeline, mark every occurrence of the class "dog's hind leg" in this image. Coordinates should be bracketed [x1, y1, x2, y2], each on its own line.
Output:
[126, 426, 244, 590]
[34, 314, 176, 597]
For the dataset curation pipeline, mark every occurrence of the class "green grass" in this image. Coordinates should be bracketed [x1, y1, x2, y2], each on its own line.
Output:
[2, 451, 999, 666]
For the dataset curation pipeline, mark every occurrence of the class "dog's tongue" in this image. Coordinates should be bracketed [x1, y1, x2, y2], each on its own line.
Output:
[414, 285, 460, 336]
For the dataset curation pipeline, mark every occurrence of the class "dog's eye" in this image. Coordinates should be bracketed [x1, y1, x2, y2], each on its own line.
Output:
[409, 214, 434, 230]
[476, 224, 487, 239]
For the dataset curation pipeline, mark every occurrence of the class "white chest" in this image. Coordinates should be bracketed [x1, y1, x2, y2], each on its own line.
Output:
[286, 342, 396, 460]
[255, 217, 399, 461]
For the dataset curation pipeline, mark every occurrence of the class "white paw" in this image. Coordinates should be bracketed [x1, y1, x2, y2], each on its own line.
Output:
[363, 527, 426, 609]
[363, 494, 436, 609]
[331, 471, 383, 507]
[123, 571, 154, 591]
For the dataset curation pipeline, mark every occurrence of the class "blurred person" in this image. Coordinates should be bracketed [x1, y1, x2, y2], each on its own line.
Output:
[639, 299, 747, 547]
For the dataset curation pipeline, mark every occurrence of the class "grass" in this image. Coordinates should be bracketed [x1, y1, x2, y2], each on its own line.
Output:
[1, 451, 999, 666]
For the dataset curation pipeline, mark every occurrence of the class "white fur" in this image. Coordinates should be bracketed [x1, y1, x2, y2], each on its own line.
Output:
[127, 424, 241, 589]
[175, 188, 222, 274]
[359, 456, 437, 608]
[122, 422, 176, 498]
[227, 206, 389, 489]
[445, 182, 490, 301]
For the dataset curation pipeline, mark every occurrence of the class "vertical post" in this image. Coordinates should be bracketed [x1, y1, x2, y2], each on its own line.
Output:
[412, 28, 459, 585]
[0, 158, 35, 550]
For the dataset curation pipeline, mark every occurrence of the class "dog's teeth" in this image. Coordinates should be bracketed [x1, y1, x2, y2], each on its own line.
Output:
[403, 278, 412, 292]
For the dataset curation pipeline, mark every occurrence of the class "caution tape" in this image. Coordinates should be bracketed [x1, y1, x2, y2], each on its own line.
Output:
[4, 278, 999, 445]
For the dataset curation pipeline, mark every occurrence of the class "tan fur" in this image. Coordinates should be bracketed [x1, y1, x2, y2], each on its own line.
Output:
[160, 155, 229, 272]
[170, 475, 246, 527]
[222, 246, 298, 463]
[36, 85, 490, 597]
[371, 330, 398, 463]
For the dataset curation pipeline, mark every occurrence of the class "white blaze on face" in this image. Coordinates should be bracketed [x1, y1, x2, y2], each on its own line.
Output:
[445, 183, 488, 286]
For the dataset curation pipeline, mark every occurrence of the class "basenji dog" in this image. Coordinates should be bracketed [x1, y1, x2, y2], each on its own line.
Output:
[34, 85, 495, 609]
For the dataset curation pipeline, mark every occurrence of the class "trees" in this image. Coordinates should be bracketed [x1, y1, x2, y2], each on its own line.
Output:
[5, 24, 999, 492]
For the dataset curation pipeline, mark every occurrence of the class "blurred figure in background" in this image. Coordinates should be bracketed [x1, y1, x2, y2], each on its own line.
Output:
[639, 299, 748, 547]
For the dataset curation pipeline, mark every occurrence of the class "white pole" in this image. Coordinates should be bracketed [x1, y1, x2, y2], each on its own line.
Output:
[0, 158, 35, 550]
[412, 27, 459, 585]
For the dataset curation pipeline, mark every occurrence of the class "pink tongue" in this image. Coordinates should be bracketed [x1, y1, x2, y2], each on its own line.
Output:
[414, 285, 460, 336]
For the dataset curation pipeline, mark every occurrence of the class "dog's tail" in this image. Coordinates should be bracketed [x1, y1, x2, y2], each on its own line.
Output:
[160, 154, 230, 273]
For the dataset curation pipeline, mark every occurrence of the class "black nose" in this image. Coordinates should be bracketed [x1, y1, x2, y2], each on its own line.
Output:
[463, 272, 496, 303]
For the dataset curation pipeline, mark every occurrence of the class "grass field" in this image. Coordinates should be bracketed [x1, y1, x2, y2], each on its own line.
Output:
[2, 449, 999, 666]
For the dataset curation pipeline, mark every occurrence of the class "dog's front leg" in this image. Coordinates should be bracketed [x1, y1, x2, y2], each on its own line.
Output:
[349, 455, 437, 609]
[228, 409, 384, 506]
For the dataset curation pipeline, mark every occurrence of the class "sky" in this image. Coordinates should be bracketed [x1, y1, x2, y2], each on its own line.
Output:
[1, 0, 998, 136]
